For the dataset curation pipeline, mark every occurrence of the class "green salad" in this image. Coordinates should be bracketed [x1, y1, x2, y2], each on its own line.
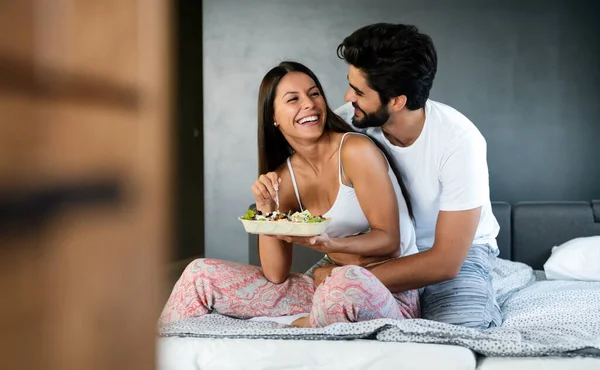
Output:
[240, 209, 326, 223]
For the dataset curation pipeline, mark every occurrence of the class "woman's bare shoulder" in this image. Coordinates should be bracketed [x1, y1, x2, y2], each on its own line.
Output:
[340, 133, 383, 160]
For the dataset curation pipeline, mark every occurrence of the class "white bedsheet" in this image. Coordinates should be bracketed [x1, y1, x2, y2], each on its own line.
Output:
[157, 337, 477, 370]
[476, 356, 600, 370]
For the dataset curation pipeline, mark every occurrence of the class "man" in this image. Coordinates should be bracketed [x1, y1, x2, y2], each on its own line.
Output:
[334, 23, 502, 329]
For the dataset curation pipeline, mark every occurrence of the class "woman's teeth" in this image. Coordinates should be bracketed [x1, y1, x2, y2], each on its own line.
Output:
[298, 115, 318, 125]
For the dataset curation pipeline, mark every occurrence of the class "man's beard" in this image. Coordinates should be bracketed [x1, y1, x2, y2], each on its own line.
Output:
[351, 103, 390, 129]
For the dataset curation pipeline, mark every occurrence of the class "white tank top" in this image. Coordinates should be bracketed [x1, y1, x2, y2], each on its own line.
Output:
[287, 132, 418, 257]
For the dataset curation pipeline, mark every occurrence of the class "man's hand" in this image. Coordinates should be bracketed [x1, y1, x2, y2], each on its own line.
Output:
[313, 265, 336, 286]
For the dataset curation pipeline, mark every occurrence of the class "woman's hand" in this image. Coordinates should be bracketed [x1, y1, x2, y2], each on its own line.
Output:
[269, 233, 332, 253]
[251, 172, 280, 213]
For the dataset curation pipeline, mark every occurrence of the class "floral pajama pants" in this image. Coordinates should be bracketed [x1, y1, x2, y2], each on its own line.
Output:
[159, 258, 420, 328]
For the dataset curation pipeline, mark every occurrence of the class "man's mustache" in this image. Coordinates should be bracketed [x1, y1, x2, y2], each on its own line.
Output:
[352, 103, 366, 116]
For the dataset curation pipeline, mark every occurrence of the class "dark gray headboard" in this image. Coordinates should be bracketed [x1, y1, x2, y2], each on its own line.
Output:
[491, 202, 511, 260]
[511, 201, 600, 270]
[248, 201, 600, 272]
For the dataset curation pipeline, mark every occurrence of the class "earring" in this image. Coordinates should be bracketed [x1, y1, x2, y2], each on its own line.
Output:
[274, 122, 278, 127]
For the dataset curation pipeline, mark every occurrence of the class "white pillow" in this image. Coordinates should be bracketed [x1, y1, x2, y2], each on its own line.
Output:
[544, 235, 600, 281]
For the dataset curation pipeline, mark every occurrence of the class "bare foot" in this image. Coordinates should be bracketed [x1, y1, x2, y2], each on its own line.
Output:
[290, 316, 310, 328]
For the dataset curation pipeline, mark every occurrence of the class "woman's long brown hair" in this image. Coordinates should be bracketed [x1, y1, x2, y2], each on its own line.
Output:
[256, 60, 413, 220]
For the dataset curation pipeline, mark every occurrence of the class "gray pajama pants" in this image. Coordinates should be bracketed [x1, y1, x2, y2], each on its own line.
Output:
[420, 243, 502, 329]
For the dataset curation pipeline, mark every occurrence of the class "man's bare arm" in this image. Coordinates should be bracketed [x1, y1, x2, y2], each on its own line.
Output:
[367, 207, 481, 292]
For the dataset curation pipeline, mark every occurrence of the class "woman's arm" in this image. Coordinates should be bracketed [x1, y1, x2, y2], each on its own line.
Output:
[258, 235, 292, 284]
[275, 136, 400, 258]
[327, 134, 400, 257]
[270, 136, 401, 264]
[251, 169, 295, 284]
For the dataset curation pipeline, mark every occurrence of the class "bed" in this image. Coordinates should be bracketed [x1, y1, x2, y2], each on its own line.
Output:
[157, 201, 600, 370]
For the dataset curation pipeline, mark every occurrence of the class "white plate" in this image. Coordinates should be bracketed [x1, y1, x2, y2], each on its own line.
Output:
[238, 218, 331, 236]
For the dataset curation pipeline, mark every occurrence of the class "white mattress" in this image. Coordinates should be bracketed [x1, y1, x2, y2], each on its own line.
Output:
[476, 356, 600, 370]
[157, 337, 477, 370]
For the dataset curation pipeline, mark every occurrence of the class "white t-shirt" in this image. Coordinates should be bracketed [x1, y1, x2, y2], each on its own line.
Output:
[335, 100, 499, 251]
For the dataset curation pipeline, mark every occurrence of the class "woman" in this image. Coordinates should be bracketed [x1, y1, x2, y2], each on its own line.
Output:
[159, 61, 419, 328]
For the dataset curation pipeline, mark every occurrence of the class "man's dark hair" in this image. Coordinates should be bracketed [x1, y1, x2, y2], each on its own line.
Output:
[337, 23, 437, 110]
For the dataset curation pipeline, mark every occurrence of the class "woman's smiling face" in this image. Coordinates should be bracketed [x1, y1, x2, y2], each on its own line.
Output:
[273, 71, 327, 141]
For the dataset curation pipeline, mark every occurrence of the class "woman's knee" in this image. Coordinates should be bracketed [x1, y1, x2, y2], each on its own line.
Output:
[311, 265, 400, 326]
[183, 257, 206, 272]
[180, 258, 224, 279]
[321, 265, 385, 300]
[326, 265, 377, 287]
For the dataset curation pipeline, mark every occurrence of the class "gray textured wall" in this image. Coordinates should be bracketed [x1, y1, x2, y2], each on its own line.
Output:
[202, 0, 600, 263]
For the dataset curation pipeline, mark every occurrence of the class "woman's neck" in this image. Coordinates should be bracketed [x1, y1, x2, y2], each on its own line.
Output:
[290, 131, 340, 173]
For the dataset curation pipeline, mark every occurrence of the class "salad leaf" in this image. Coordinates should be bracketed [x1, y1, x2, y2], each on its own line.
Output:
[241, 209, 256, 220]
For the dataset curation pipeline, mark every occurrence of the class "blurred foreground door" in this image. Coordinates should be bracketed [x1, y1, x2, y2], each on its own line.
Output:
[0, 1, 172, 370]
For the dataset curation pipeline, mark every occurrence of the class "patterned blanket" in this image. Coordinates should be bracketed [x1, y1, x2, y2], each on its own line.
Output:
[158, 259, 600, 357]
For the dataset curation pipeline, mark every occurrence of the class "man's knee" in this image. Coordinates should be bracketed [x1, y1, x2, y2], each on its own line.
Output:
[421, 277, 500, 328]
[420, 245, 502, 328]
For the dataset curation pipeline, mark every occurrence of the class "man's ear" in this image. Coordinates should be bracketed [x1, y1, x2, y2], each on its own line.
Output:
[388, 95, 407, 112]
